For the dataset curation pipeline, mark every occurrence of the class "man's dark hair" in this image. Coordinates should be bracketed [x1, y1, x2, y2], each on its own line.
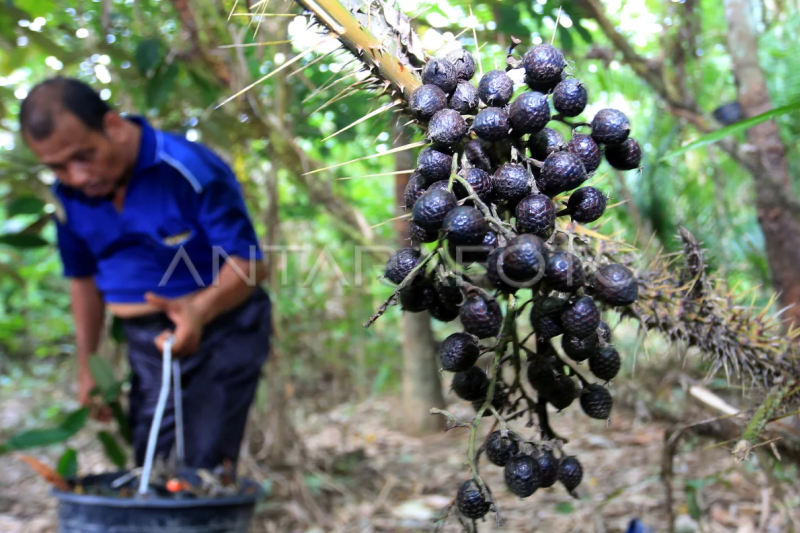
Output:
[19, 77, 111, 141]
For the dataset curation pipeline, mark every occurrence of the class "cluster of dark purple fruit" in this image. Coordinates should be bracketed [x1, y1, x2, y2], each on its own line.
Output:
[384, 42, 641, 523]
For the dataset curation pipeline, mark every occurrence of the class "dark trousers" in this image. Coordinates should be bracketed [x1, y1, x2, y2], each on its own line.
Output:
[120, 286, 272, 470]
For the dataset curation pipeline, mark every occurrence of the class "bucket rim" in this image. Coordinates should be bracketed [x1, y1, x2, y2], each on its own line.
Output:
[51, 472, 265, 509]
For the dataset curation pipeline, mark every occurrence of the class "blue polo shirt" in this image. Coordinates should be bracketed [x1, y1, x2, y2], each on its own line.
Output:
[51, 116, 263, 303]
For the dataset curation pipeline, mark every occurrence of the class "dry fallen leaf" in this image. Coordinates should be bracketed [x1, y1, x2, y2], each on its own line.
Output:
[14, 454, 70, 492]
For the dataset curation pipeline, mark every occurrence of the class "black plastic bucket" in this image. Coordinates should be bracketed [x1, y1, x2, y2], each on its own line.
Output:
[52, 471, 264, 533]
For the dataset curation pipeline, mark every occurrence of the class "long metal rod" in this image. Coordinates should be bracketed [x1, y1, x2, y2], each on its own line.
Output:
[172, 360, 185, 465]
[138, 335, 175, 496]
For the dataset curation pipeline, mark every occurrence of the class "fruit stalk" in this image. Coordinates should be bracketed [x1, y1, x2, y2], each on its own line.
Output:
[293, 0, 422, 99]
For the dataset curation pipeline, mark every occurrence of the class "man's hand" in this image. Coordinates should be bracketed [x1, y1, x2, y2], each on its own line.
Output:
[144, 292, 205, 357]
[78, 370, 112, 422]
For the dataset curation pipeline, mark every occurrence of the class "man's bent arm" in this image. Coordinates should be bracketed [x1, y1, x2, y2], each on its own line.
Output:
[71, 277, 105, 393]
[192, 256, 268, 326]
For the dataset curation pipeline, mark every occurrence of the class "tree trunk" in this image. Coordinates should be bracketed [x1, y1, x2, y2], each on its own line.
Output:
[395, 126, 445, 435]
[724, 0, 800, 329]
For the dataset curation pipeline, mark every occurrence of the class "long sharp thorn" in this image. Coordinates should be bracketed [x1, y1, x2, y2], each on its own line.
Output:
[302, 67, 362, 103]
[216, 38, 333, 109]
[252, 0, 268, 37]
[227, 0, 239, 22]
[320, 101, 402, 142]
[218, 40, 293, 49]
[230, 12, 296, 17]
[302, 141, 428, 176]
[369, 213, 412, 230]
[336, 169, 415, 180]
[552, 6, 562, 45]
[470, 6, 482, 76]
[288, 50, 336, 78]
[309, 83, 362, 115]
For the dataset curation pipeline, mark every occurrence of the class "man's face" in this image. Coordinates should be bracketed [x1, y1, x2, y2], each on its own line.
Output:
[25, 111, 129, 198]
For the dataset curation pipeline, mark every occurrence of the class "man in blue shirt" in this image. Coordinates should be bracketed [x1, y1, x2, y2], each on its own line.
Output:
[19, 77, 272, 471]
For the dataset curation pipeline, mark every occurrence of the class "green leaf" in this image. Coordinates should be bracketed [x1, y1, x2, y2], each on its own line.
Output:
[60, 407, 90, 435]
[97, 431, 126, 469]
[686, 486, 702, 519]
[110, 401, 132, 445]
[103, 380, 124, 403]
[662, 100, 800, 160]
[135, 38, 163, 76]
[5, 428, 71, 450]
[555, 502, 574, 514]
[89, 356, 117, 394]
[57, 448, 78, 479]
[110, 316, 126, 344]
[8, 196, 45, 217]
[145, 62, 179, 109]
[572, 18, 594, 44]
[0, 233, 49, 249]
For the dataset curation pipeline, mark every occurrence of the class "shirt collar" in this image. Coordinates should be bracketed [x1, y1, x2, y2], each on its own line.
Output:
[127, 115, 162, 173]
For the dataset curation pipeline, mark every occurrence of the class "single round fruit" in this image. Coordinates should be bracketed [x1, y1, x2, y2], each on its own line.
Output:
[545, 251, 585, 292]
[567, 134, 602, 174]
[421, 58, 458, 93]
[486, 247, 516, 293]
[455, 167, 493, 204]
[591, 108, 631, 146]
[429, 296, 460, 322]
[526, 70, 565, 93]
[412, 187, 458, 230]
[589, 346, 621, 381]
[449, 80, 479, 115]
[457, 479, 490, 519]
[597, 321, 612, 344]
[523, 44, 567, 85]
[605, 137, 642, 170]
[446, 49, 477, 81]
[399, 279, 436, 312]
[568, 187, 606, 223]
[473, 107, 510, 142]
[434, 275, 463, 308]
[503, 234, 548, 286]
[440, 332, 481, 372]
[460, 293, 503, 339]
[464, 139, 493, 172]
[528, 128, 564, 161]
[478, 70, 514, 107]
[580, 383, 613, 419]
[545, 373, 577, 409]
[417, 147, 453, 185]
[508, 91, 550, 135]
[529, 297, 565, 340]
[385, 247, 421, 284]
[486, 431, 519, 467]
[594, 263, 638, 306]
[427, 108, 468, 148]
[516, 194, 556, 237]
[443, 206, 488, 246]
[540, 151, 587, 195]
[558, 456, 583, 492]
[493, 163, 531, 204]
[526, 356, 558, 394]
[404, 171, 427, 209]
[562, 332, 599, 362]
[560, 296, 601, 339]
[409, 84, 448, 122]
[408, 221, 438, 243]
[552, 78, 588, 117]
[427, 180, 450, 193]
[504, 454, 541, 498]
[536, 450, 559, 488]
[452, 366, 489, 401]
